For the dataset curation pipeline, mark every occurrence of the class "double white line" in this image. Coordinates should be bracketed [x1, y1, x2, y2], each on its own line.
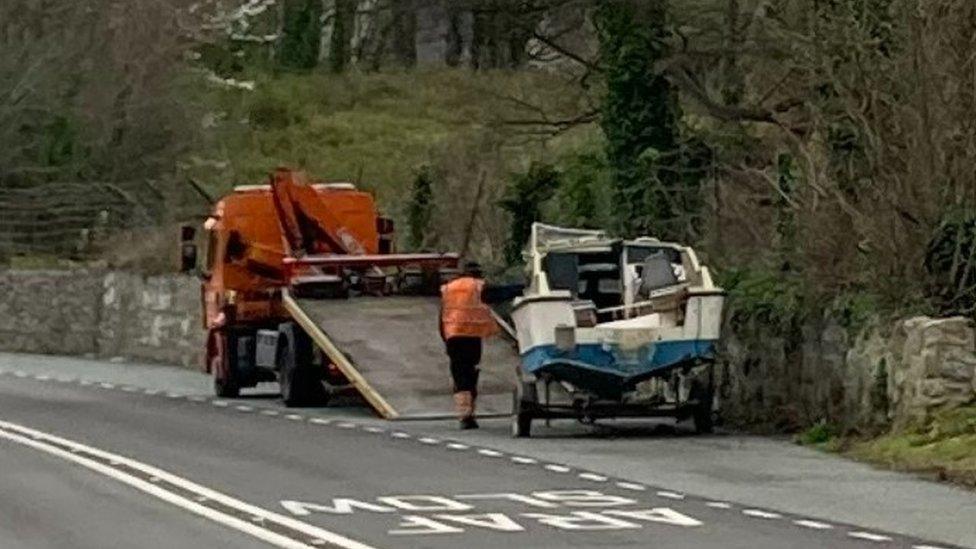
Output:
[0, 419, 377, 549]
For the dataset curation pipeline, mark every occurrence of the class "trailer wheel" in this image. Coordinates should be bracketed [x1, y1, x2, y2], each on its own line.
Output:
[211, 332, 240, 398]
[278, 323, 327, 407]
[511, 388, 533, 438]
[689, 380, 714, 434]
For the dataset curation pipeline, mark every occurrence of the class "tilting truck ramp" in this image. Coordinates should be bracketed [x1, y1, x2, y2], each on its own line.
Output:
[284, 294, 517, 419]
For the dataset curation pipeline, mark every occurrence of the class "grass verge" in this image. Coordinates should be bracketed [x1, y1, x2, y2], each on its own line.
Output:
[846, 406, 976, 488]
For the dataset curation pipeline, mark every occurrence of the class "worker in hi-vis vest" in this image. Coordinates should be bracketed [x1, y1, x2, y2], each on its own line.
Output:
[439, 261, 498, 429]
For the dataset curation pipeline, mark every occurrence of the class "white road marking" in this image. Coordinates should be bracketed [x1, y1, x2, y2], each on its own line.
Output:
[309, 417, 333, 424]
[167, 393, 184, 399]
[511, 457, 538, 464]
[446, 443, 469, 450]
[793, 519, 833, 530]
[336, 423, 357, 429]
[706, 501, 732, 509]
[544, 464, 571, 473]
[263, 410, 283, 417]
[742, 509, 782, 519]
[212, 401, 229, 407]
[391, 432, 411, 439]
[363, 427, 385, 433]
[477, 449, 503, 457]
[285, 414, 305, 422]
[615, 482, 646, 491]
[34, 374, 50, 381]
[419, 437, 440, 444]
[914, 545, 950, 549]
[0, 419, 377, 549]
[848, 531, 893, 542]
[79, 379, 93, 386]
[14, 371, 27, 378]
[122, 386, 138, 393]
[656, 491, 685, 500]
[99, 383, 115, 389]
[236, 406, 254, 412]
[144, 389, 159, 395]
[578, 473, 608, 482]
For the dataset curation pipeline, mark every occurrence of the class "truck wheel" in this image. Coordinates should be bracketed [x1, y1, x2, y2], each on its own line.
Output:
[211, 332, 240, 398]
[278, 323, 327, 407]
[689, 380, 714, 434]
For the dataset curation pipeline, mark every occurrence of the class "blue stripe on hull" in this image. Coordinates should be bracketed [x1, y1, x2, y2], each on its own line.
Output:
[520, 339, 717, 397]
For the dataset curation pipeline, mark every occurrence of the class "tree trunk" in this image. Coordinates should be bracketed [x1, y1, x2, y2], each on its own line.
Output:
[392, 0, 417, 67]
[330, 0, 356, 73]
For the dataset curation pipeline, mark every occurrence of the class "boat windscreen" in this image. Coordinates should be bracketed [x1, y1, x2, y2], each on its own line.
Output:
[543, 253, 579, 293]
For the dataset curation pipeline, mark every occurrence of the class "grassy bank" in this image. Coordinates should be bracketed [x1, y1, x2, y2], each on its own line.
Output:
[799, 406, 976, 489]
[847, 406, 976, 488]
[198, 69, 592, 206]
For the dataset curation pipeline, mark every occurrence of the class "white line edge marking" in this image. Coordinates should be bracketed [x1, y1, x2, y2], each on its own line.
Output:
[0, 420, 376, 549]
[337, 423, 357, 429]
[285, 414, 304, 421]
[793, 519, 832, 530]
[236, 406, 254, 412]
[914, 545, 949, 549]
[477, 449, 503, 457]
[544, 464, 570, 473]
[705, 501, 732, 509]
[391, 432, 411, 439]
[419, 437, 440, 444]
[578, 473, 608, 482]
[511, 457, 537, 464]
[742, 509, 782, 519]
[616, 482, 645, 491]
[363, 427, 384, 433]
[446, 443, 469, 450]
[848, 532, 893, 542]
[656, 491, 685, 500]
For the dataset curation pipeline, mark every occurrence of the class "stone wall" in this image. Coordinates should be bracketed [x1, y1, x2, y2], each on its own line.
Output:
[0, 269, 203, 368]
[720, 315, 976, 432]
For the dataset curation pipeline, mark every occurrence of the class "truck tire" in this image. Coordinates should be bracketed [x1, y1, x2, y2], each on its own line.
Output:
[278, 323, 327, 407]
[211, 332, 240, 398]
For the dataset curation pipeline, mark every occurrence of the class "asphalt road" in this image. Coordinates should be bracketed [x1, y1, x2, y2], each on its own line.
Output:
[0, 353, 972, 549]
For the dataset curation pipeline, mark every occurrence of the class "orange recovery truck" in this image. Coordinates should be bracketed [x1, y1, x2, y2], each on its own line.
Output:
[179, 168, 516, 418]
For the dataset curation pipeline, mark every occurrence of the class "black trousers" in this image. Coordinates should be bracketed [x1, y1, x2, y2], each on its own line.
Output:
[446, 337, 482, 394]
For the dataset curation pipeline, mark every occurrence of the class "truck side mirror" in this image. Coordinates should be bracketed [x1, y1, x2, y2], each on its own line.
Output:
[180, 225, 198, 274]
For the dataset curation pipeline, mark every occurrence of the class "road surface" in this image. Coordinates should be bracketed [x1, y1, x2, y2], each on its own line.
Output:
[0, 352, 972, 549]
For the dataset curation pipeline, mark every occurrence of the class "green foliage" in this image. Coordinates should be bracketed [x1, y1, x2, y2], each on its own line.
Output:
[548, 146, 613, 229]
[797, 419, 840, 446]
[500, 162, 561, 265]
[595, 0, 686, 238]
[925, 210, 976, 318]
[406, 165, 434, 249]
[828, 291, 882, 337]
[36, 115, 84, 170]
[720, 267, 807, 334]
[277, 0, 324, 71]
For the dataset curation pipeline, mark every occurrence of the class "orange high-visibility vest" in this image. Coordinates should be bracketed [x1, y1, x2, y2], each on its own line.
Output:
[440, 277, 498, 339]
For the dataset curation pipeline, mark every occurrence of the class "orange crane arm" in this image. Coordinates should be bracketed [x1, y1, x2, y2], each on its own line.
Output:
[269, 168, 367, 257]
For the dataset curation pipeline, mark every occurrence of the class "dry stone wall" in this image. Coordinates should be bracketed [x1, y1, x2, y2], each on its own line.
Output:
[720, 314, 976, 432]
[0, 269, 203, 368]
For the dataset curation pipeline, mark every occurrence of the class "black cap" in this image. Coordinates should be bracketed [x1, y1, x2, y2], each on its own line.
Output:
[463, 261, 484, 277]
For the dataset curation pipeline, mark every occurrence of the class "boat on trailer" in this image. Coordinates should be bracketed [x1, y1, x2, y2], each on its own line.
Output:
[509, 223, 725, 437]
